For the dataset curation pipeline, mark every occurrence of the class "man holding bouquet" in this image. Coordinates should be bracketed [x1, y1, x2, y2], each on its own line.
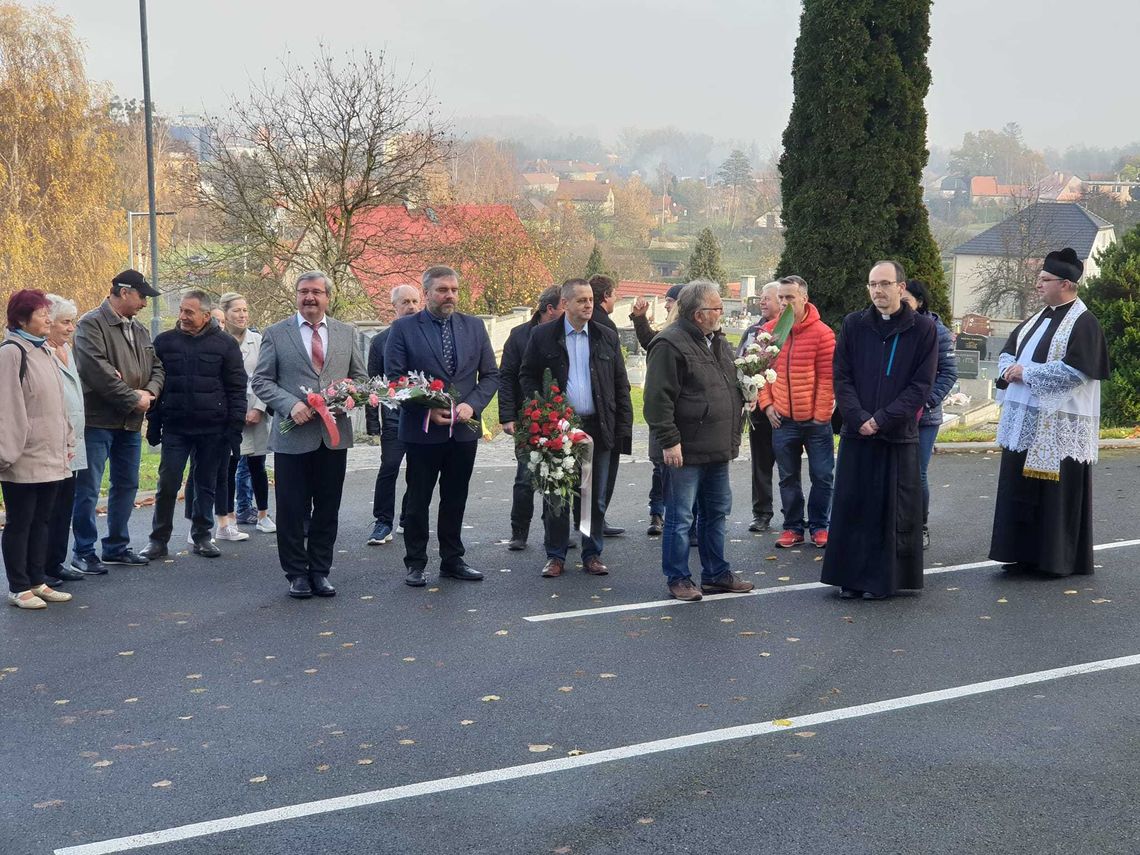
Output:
[384, 266, 499, 587]
[519, 279, 633, 578]
[251, 271, 367, 599]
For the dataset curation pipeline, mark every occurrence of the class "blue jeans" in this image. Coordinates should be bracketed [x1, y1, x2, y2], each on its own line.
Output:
[72, 427, 142, 558]
[661, 462, 731, 583]
[917, 423, 939, 524]
[235, 455, 254, 516]
[772, 419, 834, 534]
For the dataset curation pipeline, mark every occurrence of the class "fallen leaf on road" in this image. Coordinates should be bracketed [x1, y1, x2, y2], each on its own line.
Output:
[402, 657, 416, 663]
[528, 744, 552, 753]
[118, 651, 134, 657]
[316, 764, 330, 772]
[357, 759, 373, 766]
[558, 686, 573, 692]
[494, 630, 509, 636]
[249, 775, 268, 784]
[794, 731, 816, 738]
[759, 652, 771, 657]
[599, 673, 617, 678]
[124, 698, 139, 703]
[398, 739, 415, 745]
[777, 576, 791, 582]
[567, 749, 584, 756]
[765, 556, 777, 561]
[720, 618, 735, 623]
[319, 631, 334, 637]
[637, 817, 654, 825]
[185, 674, 202, 680]
[460, 720, 475, 726]
[1091, 598, 1112, 604]
[304, 669, 318, 674]
[785, 637, 800, 642]
[34, 800, 64, 808]
[1063, 590, 1078, 595]
[772, 719, 793, 727]
[92, 760, 114, 768]
[481, 695, 501, 702]
[152, 780, 172, 788]
[738, 631, 756, 636]
[53, 699, 69, 705]
[996, 598, 1008, 604]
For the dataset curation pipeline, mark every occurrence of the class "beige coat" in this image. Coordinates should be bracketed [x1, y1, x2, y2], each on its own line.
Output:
[0, 332, 75, 483]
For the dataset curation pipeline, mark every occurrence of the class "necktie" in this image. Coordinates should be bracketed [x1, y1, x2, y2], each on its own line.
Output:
[440, 319, 456, 375]
[306, 322, 325, 373]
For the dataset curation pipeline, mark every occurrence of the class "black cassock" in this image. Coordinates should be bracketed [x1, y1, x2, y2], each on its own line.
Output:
[988, 302, 1109, 577]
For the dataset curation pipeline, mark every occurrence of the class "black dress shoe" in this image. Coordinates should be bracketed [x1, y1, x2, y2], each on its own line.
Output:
[507, 531, 528, 551]
[102, 549, 149, 566]
[72, 555, 108, 576]
[56, 564, 86, 582]
[440, 563, 484, 581]
[139, 541, 169, 560]
[748, 515, 772, 533]
[405, 567, 426, 587]
[646, 514, 663, 536]
[191, 540, 221, 558]
[43, 575, 65, 588]
[310, 576, 336, 597]
[289, 577, 313, 598]
[603, 525, 625, 537]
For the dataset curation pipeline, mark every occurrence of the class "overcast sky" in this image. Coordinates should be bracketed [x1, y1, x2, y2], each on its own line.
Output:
[44, 0, 1139, 153]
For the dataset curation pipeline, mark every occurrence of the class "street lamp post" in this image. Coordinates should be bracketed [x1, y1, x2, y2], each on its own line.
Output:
[126, 210, 175, 334]
[139, 0, 162, 339]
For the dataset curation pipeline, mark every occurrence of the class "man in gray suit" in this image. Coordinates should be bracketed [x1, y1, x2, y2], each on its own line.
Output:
[251, 271, 368, 599]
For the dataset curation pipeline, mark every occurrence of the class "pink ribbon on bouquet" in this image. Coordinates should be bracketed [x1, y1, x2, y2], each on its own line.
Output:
[421, 401, 457, 438]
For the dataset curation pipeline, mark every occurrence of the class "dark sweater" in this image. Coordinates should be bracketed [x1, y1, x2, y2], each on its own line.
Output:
[498, 319, 537, 424]
[644, 319, 743, 465]
[832, 305, 937, 443]
[151, 320, 247, 436]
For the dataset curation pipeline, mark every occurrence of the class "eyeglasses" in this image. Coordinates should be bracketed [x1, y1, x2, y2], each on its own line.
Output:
[867, 281, 899, 291]
[296, 289, 327, 297]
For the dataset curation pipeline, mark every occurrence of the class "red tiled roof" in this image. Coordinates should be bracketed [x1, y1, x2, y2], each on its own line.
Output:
[614, 280, 742, 299]
[553, 180, 613, 203]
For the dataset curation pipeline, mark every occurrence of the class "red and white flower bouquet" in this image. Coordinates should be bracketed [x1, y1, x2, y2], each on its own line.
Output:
[379, 371, 479, 432]
[515, 369, 592, 512]
[279, 379, 370, 445]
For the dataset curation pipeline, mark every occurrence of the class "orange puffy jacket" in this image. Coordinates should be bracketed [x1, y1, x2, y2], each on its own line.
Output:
[757, 302, 836, 422]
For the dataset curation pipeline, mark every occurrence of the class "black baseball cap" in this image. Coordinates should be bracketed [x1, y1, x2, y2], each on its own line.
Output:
[112, 269, 161, 297]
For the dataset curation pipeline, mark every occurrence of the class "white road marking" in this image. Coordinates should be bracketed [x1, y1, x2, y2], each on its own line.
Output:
[56, 652, 1140, 855]
[523, 538, 1140, 622]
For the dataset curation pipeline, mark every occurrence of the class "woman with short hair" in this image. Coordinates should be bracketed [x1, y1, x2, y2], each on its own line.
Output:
[41, 294, 89, 586]
[0, 290, 75, 609]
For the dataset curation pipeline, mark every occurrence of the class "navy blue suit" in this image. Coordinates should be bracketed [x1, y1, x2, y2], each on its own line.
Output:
[383, 310, 499, 571]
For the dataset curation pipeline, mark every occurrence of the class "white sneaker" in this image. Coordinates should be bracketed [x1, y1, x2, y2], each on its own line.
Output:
[8, 590, 47, 609]
[255, 515, 277, 533]
[215, 524, 250, 542]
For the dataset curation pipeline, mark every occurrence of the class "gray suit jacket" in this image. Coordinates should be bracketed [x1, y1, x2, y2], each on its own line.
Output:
[251, 314, 367, 454]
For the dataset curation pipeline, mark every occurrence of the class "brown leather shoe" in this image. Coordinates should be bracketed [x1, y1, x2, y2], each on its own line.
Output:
[668, 578, 703, 601]
[582, 557, 609, 576]
[542, 558, 564, 577]
[701, 572, 755, 594]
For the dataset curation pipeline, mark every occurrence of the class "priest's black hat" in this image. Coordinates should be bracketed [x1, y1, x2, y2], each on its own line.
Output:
[1042, 248, 1083, 283]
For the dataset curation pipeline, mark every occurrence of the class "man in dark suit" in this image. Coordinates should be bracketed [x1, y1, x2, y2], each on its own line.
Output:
[520, 279, 633, 578]
[384, 265, 499, 587]
[588, 273, 627, 536]
[499, 285, 563, 551]
[251, 271, 368, 599]
[364, 284, 422, 545]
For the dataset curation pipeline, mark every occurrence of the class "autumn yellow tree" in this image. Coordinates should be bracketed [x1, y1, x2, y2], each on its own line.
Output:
[611, 176, 656, 247]
[0, 5, 125, 310]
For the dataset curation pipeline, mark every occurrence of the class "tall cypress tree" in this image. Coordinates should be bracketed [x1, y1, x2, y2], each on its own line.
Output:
[778, 0, 949, 324]
[584, 243, 607, 279]
[687, 227, 728, 288]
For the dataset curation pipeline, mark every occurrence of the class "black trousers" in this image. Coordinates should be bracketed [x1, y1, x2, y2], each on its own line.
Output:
[274, 446, 348, 580]
[371, 430, 408, 526]
[403, 439, 478, 571]
[154, 433, 224, 545]
[603, 446, 621, 513]
[510, 448, 536, 536]
[2, 479, 63, 592]
[183, 445, 234, 519]
[748, 410, 775, 519]
[44, 473, 77, 572]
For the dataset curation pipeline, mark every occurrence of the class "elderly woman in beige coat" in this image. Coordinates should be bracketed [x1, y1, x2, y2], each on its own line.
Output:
[0, 289, 75, 609]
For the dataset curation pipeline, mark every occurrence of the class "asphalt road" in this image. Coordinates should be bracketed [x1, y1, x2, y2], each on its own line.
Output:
[4, 448, 1140, 855]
